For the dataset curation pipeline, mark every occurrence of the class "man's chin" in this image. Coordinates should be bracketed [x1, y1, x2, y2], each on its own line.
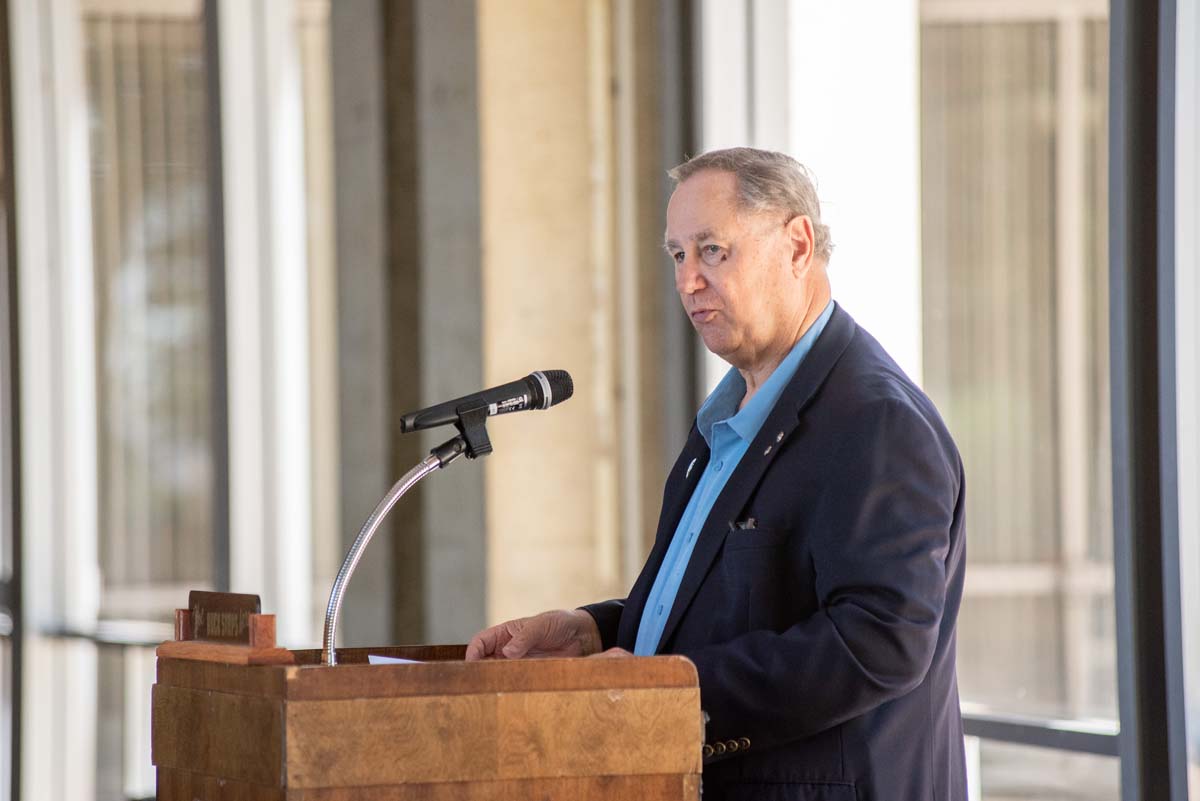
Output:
[698, 336, 736, 361]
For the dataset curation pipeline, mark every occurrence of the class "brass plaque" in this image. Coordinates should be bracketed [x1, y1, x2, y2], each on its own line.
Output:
[188, 591, 262, 644]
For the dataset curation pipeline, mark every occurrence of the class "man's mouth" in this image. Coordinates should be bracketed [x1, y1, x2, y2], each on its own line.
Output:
[690, 309, 717, 323]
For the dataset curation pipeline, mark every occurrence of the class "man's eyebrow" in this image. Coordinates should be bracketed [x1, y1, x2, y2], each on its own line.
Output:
[663, 230, 716, 250]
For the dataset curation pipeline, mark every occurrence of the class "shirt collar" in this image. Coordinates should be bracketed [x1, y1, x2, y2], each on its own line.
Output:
[696, 300, 835, 446]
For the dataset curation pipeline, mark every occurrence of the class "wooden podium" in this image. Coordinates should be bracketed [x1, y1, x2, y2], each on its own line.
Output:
[152, 594, 703, 799]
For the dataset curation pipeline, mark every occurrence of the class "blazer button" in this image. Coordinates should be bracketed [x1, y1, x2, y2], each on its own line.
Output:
[725, 739, 740, 752]
[713, 742, 727, 755]
[738, 737, 751, 750]
[702, 744, 713, 758]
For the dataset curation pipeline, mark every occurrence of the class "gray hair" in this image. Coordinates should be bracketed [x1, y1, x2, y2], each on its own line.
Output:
[668, 147, 833, 264]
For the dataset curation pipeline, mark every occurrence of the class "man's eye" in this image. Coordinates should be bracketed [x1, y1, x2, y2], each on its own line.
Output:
[704, 245, 721, 254]
[671, 251, 685, 263]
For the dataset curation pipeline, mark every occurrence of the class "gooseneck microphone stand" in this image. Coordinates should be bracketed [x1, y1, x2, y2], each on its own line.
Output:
[321, 406, 493, 666]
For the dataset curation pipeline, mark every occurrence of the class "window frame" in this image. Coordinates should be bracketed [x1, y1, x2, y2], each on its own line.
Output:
[1108, 0, 1190, 798]
[0, 1, 21, 796]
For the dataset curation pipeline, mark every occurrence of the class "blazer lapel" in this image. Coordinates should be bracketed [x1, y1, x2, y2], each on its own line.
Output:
[616, 427, 710, 649]
[654, 305, 858, 652]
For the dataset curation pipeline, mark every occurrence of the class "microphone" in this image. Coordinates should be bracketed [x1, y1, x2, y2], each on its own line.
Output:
[399, 370, 574, 433]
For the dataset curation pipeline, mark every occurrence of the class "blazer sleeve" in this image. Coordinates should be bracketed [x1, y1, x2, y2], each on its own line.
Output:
[579, 599, 625, 651]
[680, 396, 962, 752]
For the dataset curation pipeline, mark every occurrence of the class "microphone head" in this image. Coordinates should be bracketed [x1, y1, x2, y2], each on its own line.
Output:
[531, 369, 573, 410]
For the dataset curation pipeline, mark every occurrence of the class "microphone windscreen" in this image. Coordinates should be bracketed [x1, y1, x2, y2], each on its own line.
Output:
[539, 370, 574, 407]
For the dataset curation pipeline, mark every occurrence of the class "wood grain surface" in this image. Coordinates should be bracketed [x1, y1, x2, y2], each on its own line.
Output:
[156, 654, 697, 699]
[495, 688, 702, 778]
[284, 654, 699, 700]
[285, 693, 497, 786]
[152, 685, 285, 785]
[157, 640, 295, 666]
[157, 767, 283, 801]
[157, 767, 700, 800]
[154, 650, 703, 799]
[282, 687, 700, 788]
[157, 657, 297, 698]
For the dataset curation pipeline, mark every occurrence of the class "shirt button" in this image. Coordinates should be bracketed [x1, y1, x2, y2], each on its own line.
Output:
[686, 531, 695, 543]
[656, 604, 664, 615]
[715, 460, 724, 470]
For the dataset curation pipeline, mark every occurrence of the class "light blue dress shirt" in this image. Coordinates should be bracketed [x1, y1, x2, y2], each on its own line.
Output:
[633, 301, 835, 656]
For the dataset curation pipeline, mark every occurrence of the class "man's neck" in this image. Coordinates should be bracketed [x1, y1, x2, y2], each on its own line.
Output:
[737, 284, 832, 409]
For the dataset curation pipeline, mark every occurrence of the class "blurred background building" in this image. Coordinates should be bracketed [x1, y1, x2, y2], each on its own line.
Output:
[0, 0, 1197, 799]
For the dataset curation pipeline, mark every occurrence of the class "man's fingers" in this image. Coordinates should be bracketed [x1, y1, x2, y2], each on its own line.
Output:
[465, 623, 510, 661]
[464, 634, 490, 661]
[464, 636, 487, 661]
[467, 611, 590, 662]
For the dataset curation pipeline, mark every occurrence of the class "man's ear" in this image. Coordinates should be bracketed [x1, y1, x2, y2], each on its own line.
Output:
[787, 215, 817, 277]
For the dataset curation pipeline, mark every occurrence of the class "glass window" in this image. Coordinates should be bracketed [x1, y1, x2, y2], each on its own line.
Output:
[978, 740, 1119, 801]
[83, 6, 214, 620]
[81, 5, 214, 800]
[921, 13, 1116, 723]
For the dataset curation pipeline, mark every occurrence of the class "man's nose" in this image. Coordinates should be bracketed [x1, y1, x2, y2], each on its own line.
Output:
[675, 256, 705, 295]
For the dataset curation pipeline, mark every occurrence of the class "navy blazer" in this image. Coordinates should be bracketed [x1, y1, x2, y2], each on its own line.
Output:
[583, 305, 967, 801]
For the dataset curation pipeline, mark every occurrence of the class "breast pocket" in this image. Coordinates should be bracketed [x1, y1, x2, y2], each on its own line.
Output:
[719, 530, 789, 632]
[724, 527, 787, 551]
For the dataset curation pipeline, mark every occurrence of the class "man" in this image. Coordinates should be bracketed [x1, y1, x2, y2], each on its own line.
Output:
[467, 148, 967, 801]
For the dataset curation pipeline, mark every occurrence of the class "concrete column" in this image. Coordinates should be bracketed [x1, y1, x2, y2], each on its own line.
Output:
[335, 0, 486, 645]
[477, 0, 626, 621]
[331, 0, 394, 645]
[411, 0, 485, 643]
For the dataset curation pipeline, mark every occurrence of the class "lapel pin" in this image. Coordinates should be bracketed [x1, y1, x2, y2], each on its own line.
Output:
[686, 457, 697, 478]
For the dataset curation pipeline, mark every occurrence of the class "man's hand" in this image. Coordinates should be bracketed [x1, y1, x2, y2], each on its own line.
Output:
[464, 609, 602, 661]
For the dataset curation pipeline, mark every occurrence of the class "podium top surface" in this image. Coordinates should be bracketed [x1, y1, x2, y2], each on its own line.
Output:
[156, 644, 699, 702]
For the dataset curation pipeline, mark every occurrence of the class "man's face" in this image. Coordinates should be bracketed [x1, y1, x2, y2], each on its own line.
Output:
[665, 169, 806, 369]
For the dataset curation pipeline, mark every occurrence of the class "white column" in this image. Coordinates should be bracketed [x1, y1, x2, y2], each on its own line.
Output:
[697, 0, 750, 151]
[749, 0, 791, 153]
[789, 0, 923, 383]
[1053, 15, 1093, 717]
[10, 0, 100, 798]
[121, 647, 157, 799]
[964, 735, 982, 801]
[218, 0, 313, 646]
[696, 0, 751, 394]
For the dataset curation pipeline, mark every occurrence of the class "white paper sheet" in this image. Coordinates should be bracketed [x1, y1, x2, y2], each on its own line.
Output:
[367, 654, 423, 665]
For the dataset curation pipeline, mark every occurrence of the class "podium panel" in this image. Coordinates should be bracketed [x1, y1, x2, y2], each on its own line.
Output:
[152, 645, 703, 800]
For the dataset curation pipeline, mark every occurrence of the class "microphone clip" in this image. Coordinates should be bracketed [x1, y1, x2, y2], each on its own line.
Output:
[453, 401, 493, 459]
